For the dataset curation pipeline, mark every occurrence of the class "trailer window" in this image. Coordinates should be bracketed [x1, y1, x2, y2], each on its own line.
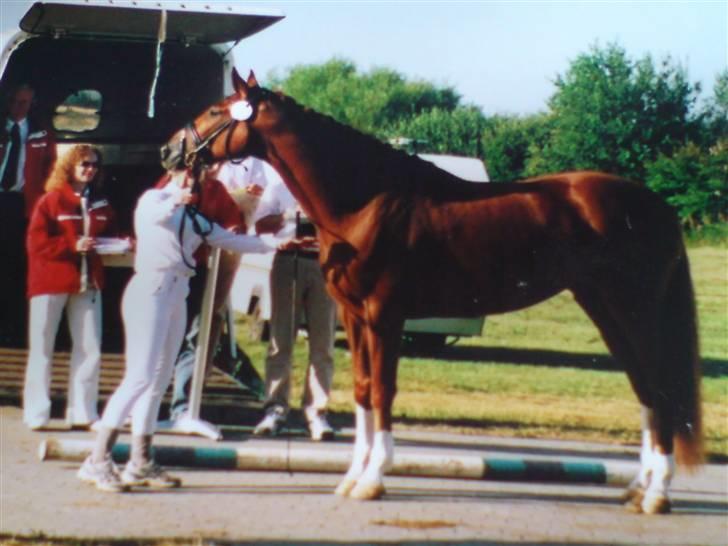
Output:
[53, 89, 102, 132]
[1, 37, 224, 143]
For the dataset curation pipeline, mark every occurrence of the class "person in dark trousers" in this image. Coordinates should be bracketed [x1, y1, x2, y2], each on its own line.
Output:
[0, 83, 57, 345]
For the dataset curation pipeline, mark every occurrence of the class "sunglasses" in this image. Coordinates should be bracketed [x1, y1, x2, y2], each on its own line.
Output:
[79, 161, 99, 169]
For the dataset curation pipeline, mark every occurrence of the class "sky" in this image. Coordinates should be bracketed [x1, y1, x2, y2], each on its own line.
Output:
[1, 0, 726, 115]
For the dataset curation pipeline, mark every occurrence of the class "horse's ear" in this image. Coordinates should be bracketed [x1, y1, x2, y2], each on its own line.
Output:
[247, 70, 259, 88]
[232, 68, 249, 97]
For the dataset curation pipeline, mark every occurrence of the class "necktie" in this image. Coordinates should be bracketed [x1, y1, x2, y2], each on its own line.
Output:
[1, 123, 20, 191]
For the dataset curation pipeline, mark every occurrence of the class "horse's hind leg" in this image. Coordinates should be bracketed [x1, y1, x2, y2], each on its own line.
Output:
[572, 287, 673, 514]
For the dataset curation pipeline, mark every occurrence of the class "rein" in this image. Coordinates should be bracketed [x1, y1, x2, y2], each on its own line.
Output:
[175, 162, 215, 271]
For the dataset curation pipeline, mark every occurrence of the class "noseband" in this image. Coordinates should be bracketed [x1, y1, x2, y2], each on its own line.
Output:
[183, 117, 242, 167]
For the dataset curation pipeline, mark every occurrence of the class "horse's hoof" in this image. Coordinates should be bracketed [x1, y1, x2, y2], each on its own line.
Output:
[334, 478, 357, 497]
[641, 493, 671, 515]
[348, 481, 385, 501]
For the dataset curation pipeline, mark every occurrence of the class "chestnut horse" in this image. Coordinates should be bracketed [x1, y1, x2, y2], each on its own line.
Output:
[162, 70, 702, 514]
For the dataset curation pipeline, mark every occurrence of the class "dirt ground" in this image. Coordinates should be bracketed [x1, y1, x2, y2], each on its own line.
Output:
[1, 405, 726, 545]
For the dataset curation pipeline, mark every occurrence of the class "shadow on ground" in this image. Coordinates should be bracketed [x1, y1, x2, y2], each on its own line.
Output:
[395, 343, 728, 378]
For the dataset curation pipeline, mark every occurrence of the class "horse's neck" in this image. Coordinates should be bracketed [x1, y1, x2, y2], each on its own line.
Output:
[262, 135, 339, 230]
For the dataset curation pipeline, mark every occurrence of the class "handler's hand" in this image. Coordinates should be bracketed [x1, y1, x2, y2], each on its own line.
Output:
[76, 237, 95, 253]
[246, 184, 264, 197]
[177, 187, 197, 205]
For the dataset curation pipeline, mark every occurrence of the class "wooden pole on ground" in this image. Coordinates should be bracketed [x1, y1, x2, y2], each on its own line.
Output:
[39, 438, 634, 486]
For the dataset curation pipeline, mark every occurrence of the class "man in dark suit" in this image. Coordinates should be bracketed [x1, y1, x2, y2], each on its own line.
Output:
[0, 83, 57, 345]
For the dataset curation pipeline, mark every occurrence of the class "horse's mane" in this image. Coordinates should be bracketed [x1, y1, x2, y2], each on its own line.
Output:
[272, 91, 524, 211]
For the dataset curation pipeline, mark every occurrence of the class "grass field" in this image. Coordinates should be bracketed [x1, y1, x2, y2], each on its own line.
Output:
[236, 244, 728, 458]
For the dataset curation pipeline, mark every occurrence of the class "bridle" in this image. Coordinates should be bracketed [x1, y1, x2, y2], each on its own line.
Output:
[181, 118, 238, 168]
[160, 98, 256, 269]
[166, 97, 257, 172]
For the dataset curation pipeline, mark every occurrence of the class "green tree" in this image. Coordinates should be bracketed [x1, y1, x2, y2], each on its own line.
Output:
[646, 140, 728, 228]
[269, 58, 460, 137]
[388, 106, 487, 158]
[481, 114, 551, 181]
[531, 43, 701, 180]
[701, 69, 728, 144]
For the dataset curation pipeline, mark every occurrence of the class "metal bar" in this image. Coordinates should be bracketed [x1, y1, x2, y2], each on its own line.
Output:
[188, 247, 220, 420]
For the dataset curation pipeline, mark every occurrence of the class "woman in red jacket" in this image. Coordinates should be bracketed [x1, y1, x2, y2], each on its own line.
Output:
[23, 144, 118, 430]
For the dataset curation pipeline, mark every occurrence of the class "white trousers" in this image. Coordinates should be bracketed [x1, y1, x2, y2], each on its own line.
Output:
[101, 270, 189, 435]
[24, 291, 102, 427]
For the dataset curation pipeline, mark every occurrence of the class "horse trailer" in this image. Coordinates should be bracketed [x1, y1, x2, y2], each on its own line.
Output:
[0, 0, 487, 353]
[0, 0, 283, 349]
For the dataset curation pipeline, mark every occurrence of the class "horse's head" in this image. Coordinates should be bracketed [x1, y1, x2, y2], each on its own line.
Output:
[160, 69, 275, 171]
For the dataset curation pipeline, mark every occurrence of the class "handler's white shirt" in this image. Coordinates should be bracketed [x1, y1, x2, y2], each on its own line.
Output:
[133, 183, 272, 275]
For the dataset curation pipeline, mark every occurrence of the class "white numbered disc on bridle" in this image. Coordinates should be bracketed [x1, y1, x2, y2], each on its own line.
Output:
[230, 100, 254, 121]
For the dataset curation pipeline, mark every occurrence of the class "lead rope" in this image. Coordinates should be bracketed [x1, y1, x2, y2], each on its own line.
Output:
[177, 168, 215, 270]
[147, 9, 167, 118]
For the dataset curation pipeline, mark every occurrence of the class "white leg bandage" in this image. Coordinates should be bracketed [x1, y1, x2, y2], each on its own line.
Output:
[344, 405, 373, 481]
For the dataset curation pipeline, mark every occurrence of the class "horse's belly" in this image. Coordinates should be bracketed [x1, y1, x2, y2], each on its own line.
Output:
[403, 253, 567, 318]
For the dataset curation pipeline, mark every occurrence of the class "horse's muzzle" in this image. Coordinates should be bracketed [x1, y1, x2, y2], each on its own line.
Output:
[160, 140, 185, 171]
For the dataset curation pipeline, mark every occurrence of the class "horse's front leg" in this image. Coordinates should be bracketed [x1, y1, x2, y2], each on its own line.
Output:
[335, 310, 374, 497]
[335, 404, 374, 497]
[348, 315, 402, 501]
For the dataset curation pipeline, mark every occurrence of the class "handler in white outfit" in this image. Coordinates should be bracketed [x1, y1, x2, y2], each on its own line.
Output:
[77, 169, 271, 492]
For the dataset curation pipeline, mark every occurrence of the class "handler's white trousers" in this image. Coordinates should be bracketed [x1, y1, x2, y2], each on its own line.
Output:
[24, 291, 102, 428]
[101, 270, 189, 435]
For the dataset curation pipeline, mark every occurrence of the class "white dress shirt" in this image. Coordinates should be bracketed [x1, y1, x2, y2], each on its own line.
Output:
[215, 157, 275, 192]
[252, 174, 301, 246]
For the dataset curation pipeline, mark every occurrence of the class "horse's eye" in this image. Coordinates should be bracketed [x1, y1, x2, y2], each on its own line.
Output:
[209, 109, 223, 117]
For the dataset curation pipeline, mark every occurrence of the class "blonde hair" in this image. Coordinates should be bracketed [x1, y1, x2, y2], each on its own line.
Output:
[44, 144, 103, 192]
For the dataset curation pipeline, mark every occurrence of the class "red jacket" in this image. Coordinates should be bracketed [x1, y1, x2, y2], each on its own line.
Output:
[0, 119, 57, 218]
[155, 173, 245, 261]
[26, 185, 118, 297]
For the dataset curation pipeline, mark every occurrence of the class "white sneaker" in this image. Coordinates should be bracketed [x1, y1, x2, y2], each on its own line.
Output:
[77, 456, 129, 492]
[253, 406, 286, 436]
[121, 460, 181, 488]
[307, 411, 334, 442]
[25, 417, 49, 431]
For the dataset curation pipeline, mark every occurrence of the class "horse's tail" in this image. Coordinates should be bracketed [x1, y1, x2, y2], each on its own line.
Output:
[660, 242, 704, 467]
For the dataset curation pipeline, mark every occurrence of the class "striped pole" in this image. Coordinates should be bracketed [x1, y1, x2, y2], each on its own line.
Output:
[39, 438, 635, 486]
